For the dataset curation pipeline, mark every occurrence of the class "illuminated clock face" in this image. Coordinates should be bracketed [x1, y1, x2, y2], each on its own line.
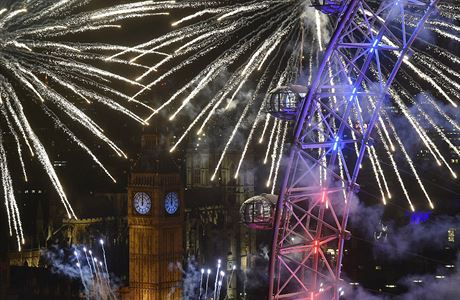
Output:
[164, 192, 179, 215]
[133, 192, 151, 215]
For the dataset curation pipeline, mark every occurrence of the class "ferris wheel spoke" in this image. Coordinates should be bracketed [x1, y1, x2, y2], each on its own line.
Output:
[269, 1, 440, 299]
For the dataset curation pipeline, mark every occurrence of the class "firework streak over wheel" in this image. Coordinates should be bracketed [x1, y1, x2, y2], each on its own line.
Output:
[0, 0, 185, 249]
[111, 0, 460, 210]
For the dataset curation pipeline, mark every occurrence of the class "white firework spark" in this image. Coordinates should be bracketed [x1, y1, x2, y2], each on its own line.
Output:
[0, 0, 177, 248]
[120, 1, 459, 210]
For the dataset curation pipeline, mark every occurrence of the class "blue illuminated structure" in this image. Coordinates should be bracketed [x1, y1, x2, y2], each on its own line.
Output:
[408, 211, 432, 225]
[311, 0, 345, 15]
[268, 1, 440, 299]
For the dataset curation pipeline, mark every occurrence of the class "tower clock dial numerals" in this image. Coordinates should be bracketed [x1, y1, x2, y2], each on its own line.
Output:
[164, 192, 179, 215]
[133, 192, 151, 215]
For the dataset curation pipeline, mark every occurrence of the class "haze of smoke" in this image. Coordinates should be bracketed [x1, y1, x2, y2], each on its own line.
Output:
[179, 258, 201, 300]
[43, 246, 119, 300]
[344, 252, 460, 300]
[242, 244, 271, 298]
[348, 195, 459, 259]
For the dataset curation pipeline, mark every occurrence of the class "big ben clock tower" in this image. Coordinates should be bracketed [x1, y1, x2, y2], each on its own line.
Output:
[127, 132, 184, 300]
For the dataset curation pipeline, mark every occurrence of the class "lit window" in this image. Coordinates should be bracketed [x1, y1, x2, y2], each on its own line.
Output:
[448, 228, 455, 243]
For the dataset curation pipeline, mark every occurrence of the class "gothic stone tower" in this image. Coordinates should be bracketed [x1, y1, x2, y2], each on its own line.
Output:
[184, 141, 257, 299]
[127, 133, 184, 300]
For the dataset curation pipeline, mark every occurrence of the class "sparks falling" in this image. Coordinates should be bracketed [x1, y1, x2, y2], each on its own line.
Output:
[71, 242, 115, 300]
[0, 0, 173, 248]
[117, 1, 459, 210]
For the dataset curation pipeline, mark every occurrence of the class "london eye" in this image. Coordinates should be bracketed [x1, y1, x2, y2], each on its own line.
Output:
[264, 1, 440, 299]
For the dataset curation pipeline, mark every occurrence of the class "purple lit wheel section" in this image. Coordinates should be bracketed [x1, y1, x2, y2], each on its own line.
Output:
[311, 0, 345, 14]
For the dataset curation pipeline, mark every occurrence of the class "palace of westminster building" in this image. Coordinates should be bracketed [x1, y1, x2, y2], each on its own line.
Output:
[1, 126, 268, 300]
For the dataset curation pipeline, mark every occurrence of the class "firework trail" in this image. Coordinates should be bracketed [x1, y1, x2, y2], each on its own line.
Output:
[267, 120, 283, 188]
[205, 269, 211, 299]
[47, 242, 116, 300]
[271, 121, 288, 194]
[119, 0, 460, 210]
[191, 257, 239, 300]
[100, 239, 110, 280]
[199, 269, 204, 299]
[0, 0, 183, 248]
[213, 259, 221, 300]
[74, 250, 89, 296]
[83, 247, 93, 278]
[225, 265, 237, 300]
[217, 279, 223, 300]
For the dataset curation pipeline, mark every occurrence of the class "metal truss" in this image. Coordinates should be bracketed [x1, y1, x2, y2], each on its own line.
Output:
[268, 1, 439, 299]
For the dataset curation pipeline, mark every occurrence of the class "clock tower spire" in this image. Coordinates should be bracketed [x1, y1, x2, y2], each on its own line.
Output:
[126, 127, 184, 300]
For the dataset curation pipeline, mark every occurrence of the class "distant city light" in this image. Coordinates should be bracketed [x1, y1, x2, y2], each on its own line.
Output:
[448, 228, 456, 243]
[349, 282, 359, 286]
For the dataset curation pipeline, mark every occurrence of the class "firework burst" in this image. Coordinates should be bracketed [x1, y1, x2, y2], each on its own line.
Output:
[117, 0, 459, 211]
[0, 0, 179, 249]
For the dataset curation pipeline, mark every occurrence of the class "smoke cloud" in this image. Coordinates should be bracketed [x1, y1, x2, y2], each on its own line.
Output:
[343, 252, 460, 300]
[43, 245, 119, 300]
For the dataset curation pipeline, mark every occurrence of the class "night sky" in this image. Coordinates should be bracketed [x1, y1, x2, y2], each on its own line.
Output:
[1, 1, 460, 299]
